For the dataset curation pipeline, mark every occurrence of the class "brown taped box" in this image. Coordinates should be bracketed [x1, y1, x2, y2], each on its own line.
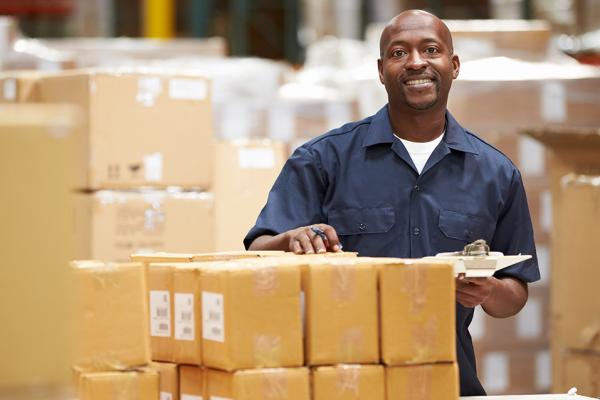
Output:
[379, 261, 456, 365]
[0, 70, 52, 103]
[0, 105, 83, 389]
[180, 365, 206, 400]
[147, 264, 174, 362]
[207, 368, 310, 400]
[38, 71, 214, 189]
[213, 140, 286, 251]
[71, 261, 150, 372]
[312, 365, 385, 400]
[173, 265, 203, 365]
[73, 190, 214, 262]
[131, 250, 287, 264]
[386, 363, 459, 400]
[77, 369, 159, 400]
[559, 351, 600, 397]
[304, 260, 379, 365]
[201, 260, 303, 371]
[149, 362, 178, 400]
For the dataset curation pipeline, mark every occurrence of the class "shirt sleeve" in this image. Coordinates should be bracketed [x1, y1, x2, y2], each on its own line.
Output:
[244, 144, 327, 249]
[491, 168, 541, 283]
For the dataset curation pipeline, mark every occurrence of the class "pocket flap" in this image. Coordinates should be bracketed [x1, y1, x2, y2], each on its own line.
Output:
[439, 209, 487, 242]
[328, 207, 395, 235]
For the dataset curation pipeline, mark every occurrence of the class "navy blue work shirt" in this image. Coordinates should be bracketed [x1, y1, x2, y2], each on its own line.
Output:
[244, 105, 540, 396]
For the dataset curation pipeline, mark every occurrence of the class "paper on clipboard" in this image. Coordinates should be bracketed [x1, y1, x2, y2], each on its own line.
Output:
[422, 252, 532, 277]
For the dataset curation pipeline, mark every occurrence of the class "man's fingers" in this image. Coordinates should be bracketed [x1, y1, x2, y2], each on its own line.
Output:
[297, 233, 315, 254]
[291, 240, 303, 254]
[316, 224, 342, 252]
[309, 229, 327, 254]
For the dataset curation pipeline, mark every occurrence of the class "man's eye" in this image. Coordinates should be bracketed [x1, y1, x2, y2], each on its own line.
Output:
[425, 47, 439, 54]
[392, 49, 406, 57]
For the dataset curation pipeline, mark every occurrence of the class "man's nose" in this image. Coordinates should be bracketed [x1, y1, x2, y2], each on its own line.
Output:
[406, 50, 427, 70]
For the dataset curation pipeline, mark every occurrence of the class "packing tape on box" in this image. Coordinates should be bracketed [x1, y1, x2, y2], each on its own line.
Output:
[79, 371, 137, 400]
[401, 265, 427, 314]
[336, 365, 360, 396]
[412, 318, 439, 362]
[254, 334, 282, 367]
[407, 365, 433, 400]
[337, 327, 363, 361]
[74, 351, 134, 372]
[332, 263, 356, 302]
[261, 369, 288, 399]
[253, 265, 279, 295]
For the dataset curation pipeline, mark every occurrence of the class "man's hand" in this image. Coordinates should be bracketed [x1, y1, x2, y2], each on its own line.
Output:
[248, 224, 342, 254]
[455, 276, 528, 318]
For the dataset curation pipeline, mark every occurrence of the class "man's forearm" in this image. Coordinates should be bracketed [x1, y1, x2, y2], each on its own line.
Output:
[248, 234, 288, 251]
[482, 277, 528, 318]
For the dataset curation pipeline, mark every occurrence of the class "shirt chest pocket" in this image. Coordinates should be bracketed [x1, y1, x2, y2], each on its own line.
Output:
[438, 209, 495, 244]
[328, 207, 396, 235]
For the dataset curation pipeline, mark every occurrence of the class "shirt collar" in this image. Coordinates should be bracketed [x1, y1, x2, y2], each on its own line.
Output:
[362, 104, 479, 156]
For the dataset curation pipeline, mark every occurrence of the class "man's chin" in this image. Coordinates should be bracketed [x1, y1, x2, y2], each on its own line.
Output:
[406, 99, 437, 110]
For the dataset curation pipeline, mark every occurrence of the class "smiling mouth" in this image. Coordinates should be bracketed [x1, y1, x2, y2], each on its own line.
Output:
[405, 78, 434, 86]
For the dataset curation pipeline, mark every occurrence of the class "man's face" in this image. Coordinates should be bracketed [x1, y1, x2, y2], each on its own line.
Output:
[378, 14, 459, 112]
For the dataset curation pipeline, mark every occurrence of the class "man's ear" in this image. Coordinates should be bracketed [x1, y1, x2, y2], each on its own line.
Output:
[378, 58, 384, 84]
[452, 54, 460, 79]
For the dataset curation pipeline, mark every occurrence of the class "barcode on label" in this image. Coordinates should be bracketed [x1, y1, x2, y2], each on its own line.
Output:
[183, 327, 193, 335]
[150, 290, 171, 337]
[157, 307, 168, 318]
[159, 323, 169, 332]
[181, 311, 192, 321]
[208, 310, 221, 322]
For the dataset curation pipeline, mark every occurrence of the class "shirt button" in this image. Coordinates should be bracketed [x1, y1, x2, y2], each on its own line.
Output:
[359, 223, 367, 231]
[413, 227, 421, 236]
[413, 185, 421, 192]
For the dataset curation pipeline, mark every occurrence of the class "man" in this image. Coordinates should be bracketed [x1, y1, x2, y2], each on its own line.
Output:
[244, 10, 539, 395]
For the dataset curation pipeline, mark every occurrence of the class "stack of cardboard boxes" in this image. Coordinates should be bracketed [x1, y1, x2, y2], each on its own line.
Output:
[77, 252, 459, 400]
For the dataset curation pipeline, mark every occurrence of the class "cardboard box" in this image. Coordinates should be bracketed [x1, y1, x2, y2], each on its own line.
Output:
[149, 362, 178, 400]
[78, 370, 159, 400]
[74, 190, 214, 262]
[131, 250, 287, 263]
[379, 261, 456, 365]
[207, 368, 310, 400]
[202, 260, 303, 371]
[72, 261, 150, 372]
[173, 265, 203, 365]
[0, 70, 49, 103]
[304, 260, 379, 365]
[180, 365, 206, 400]
[147, 264, 174, 362]
[0, 105, 82, 389]
[38, 71, 214, 189]
[560, 351, 600, 397]
[213, 140, 286, 251]
[386, 363, 459, 400]
[312, 365, 385, 400]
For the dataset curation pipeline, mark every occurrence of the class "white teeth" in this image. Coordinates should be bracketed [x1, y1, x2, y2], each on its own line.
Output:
[406, 79, 432, 86]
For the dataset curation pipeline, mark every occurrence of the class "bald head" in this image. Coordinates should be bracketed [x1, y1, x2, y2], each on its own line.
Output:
[379, 10, 453, 57]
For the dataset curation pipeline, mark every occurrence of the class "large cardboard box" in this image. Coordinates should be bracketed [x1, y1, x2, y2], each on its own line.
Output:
[207, 368, 310, 400]
[180, 365, 206, 400]
[202, 260, 303, 371]
[74, 190, 214, 262]
[213, 140, 286, 251]
[386, 363, 459, 400]
[380, 261, 456, 365]
[77, 370, 159, 400]
[38, 71, 214, 189]
[312, 365, 385, 400]
[0, 105, 82, 391]
[147, 264, 174, 362]
[304, 260, 379, 365]
[173, 265, 203, 365]
[149, 362, 179, 400]
[72, 261, 150, 372]
[560, 351, 600, 397]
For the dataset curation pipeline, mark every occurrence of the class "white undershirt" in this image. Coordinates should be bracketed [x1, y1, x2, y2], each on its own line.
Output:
[396, 132, 444, 174]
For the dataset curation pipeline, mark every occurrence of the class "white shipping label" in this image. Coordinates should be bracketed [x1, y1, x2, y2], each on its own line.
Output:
[144, 152, 163, 182]
[175, 293, 195, 341]
[150, 290, 171, 337]
[202, 292, 224, 342]
[3, 78, 17, 100]
[181, 395, 203, 400]
[137, 76, 163, 107]
[541, 81, 566, 123]
[169, 79, 208, 100]
[238, 148, 275, 169]
[160, 392, 173, 400]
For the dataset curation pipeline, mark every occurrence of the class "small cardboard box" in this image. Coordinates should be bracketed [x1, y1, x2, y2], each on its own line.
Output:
[386, 363, 459, 400]
[207, 368, 310, 400]
[77, 369, 159, 400]
[304, 260, 379, 365]
[312, 365, 385, 400]
[147, 264, 174, 362]
[74, 190, 214, 262]
[149, 362, 179, 400]
[202, 260, 303, 371]
[180, 365, 206, 400]
[379, 261, 456, 365]
[213, 139, 286, 251]
[72, 261, 150, 372]
[38, 71, 214, 189]
[173, 265, 203, 365]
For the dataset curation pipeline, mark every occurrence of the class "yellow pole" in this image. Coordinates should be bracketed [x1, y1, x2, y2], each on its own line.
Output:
[143, 0, 175, 39]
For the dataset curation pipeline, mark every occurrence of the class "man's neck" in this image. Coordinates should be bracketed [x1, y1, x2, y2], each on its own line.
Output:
[388, 105, 447, 143]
